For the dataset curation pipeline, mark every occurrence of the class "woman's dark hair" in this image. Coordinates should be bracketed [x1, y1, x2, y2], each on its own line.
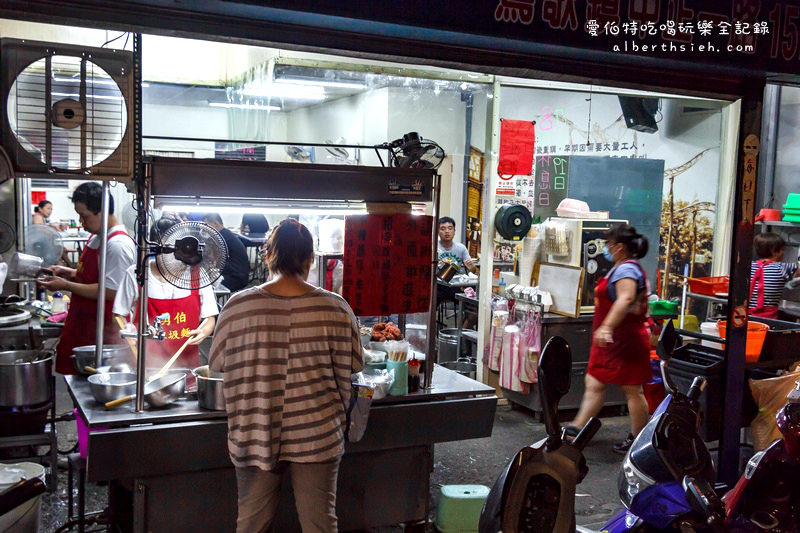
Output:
[605, 223, 648, 259]
[150, 213, 182, 241]
[71, 182, 115, 214]
[264, 218, 314, 276]
[439, 216, 456, 229]
[754, 232, 785, 259]
[34, 200, 51, 213]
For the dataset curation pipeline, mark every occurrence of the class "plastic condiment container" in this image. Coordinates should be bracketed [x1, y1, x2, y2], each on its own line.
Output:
[700, 321, 722, 350]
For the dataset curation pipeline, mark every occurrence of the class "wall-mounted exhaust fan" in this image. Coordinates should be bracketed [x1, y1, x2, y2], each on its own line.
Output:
[0, 38, 134, 179]
[384, 132, 445, 170]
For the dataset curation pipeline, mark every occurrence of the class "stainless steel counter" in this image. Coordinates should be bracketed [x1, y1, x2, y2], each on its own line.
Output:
[66, 365, 497, 532]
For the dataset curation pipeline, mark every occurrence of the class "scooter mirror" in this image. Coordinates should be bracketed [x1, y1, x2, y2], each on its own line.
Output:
[682, 476, 725, 530]
[538, 336, 572, 443]
[656, 319, 679, 361]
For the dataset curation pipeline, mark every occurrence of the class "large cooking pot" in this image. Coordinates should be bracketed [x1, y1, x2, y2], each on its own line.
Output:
[193, 366, 225, 411]
[72, 344, 134, 374]
[0, 350, 53, 407]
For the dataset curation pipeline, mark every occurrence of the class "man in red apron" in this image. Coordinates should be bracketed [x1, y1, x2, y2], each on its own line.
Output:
[39, 182, 136, 374]
[568, 224, 652, 454]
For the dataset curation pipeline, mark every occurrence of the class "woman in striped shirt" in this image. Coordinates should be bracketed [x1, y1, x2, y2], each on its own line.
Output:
[750, 232, 800, 319]
[210, 218, 362, 533]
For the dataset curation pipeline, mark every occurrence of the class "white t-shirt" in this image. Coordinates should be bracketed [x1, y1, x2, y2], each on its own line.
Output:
[438, 241, 472, 273]
[86, 224, 136, 291]
[112, 261, 219, 321]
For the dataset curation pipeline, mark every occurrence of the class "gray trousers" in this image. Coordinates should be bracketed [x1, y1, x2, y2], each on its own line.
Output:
[235, 459, 340, 533]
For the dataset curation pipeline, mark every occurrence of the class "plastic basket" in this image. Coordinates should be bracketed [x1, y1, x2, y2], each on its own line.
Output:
[782, 192, 800, 210]
[649, 300, 679, 316]
[717, 320, 769, 362]
[687, 276, 729, 296]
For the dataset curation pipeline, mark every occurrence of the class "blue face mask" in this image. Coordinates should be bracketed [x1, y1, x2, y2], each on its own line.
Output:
[603, 245, 614, 262]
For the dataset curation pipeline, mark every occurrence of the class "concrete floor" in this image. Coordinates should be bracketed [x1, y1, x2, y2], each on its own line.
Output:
[30, 378, 632, 532]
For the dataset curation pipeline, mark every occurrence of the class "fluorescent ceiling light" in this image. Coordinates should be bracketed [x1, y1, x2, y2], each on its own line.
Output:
[161, 204, 366, 216]
[238, 85, 325, 100]
[275, 78, 366, 90]
[51, 92, 124, 101]
[209, 102, 280, 111]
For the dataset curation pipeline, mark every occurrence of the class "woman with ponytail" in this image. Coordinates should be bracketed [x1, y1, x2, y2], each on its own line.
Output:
[568, 223, 652, 454]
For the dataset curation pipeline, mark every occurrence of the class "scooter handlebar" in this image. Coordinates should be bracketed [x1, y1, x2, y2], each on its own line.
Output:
[572, 417, 602, 451]
[687, 376, 707, 403]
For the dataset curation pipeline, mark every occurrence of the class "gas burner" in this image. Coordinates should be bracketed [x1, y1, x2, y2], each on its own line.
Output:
[0, 306, 31, 328]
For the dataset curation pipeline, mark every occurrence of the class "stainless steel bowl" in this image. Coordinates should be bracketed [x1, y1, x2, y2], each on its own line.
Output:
[0, 350, 53, 407]
[193, 366, 224, 410]
[87, 372, 137, 404]
[72, 344, 133, 374]
[143, 372, 186, 408]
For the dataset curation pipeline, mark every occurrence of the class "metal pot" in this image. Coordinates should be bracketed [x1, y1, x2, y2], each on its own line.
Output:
[0, 350, 53, 407]
[8, 252, 44, 279]
[72, 344, 134, 374]
[193, 365, 225, 410]
[87, 372, 137, 404]
[436, 262, 458, 283]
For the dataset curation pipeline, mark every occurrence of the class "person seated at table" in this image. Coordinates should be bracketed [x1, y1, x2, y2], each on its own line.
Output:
[749, 232, 800, 319]
[203, 213, 251, 293]
[113, 213, 218, 370]
[437, 216, 476, 307]
[32, 200, 67, 231]
[241, 213, 270, 235]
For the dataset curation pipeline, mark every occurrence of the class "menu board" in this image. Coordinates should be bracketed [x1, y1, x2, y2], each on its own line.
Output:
[342, 214, 433, 316]
[533, 155, 569, 218]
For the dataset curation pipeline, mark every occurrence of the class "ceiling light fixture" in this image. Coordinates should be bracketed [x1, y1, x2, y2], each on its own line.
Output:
[238, 85, 325, 100]
[160, 204, 367, 216]
[209, 102, 281, 111]
[274, 78, 367, 90]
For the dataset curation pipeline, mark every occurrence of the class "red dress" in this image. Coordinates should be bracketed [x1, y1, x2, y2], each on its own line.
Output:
[587, 260, 652, 386]
[56, 230, 131, 374]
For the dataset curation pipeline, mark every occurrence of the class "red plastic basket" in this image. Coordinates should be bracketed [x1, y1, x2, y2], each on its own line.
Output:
[687, 276, 729, 296]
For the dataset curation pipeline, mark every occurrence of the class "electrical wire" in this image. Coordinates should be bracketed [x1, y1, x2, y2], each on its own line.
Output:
[101, 32, 127, 49]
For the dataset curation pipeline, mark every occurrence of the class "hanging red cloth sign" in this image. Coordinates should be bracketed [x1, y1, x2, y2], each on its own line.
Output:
[342, 214, 433, 316]
[497, 119, 536, 178]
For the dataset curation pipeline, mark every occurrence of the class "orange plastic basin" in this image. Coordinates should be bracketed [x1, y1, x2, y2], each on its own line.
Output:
[716, 320, 769, 362]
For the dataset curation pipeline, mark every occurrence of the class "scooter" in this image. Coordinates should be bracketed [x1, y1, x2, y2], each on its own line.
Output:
[600, 320, 716, 532]
[481, 324, 715, 533]
[686, 379, 800, 531]
[479, 335, 602, 533]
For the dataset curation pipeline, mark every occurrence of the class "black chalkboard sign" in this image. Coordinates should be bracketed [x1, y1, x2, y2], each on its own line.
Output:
[534, 155, 569, 218]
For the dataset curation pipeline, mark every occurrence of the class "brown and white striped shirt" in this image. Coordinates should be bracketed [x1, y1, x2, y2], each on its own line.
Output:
[209, 286, 363, 470]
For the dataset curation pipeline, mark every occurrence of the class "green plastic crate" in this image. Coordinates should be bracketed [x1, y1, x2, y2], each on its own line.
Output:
[784, 192, 800, 210]
[435, 484, 490, 533]
[782, 214, 800, 223]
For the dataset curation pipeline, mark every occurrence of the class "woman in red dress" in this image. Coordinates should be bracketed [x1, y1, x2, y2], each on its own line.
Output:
[568, 223, 652, 454]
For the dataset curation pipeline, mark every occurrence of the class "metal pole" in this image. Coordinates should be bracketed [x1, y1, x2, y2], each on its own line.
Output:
[719, 80, 764, 487]
[424, 172, 441, 390]
[135, 170, 151, 413]
[94, 181, 110, 368]
[460, 91, 474, 244]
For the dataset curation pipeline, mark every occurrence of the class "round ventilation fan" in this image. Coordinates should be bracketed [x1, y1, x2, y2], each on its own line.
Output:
[7, 55, 127, 171]
[24, 224, 63, 266]
[0, 220, 15, 255]
[155, 222, 228, 290]
[387, 132, 445, 170]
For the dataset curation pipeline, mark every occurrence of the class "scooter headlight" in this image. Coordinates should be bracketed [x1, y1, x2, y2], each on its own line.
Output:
[617, 454, 656, 509]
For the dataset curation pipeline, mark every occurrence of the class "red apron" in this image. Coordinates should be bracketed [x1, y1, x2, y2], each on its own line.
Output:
[749, 259, 778, 319]
[134, 289, 202, 372]
[56, 230, 131, 374]
[587, 260, 652, 386]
